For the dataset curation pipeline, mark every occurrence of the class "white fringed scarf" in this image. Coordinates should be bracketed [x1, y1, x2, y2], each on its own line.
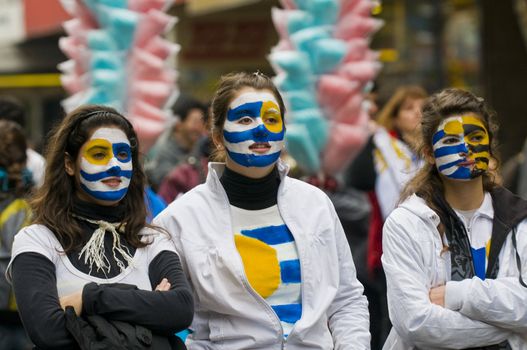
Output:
[74, 215, 135, 275]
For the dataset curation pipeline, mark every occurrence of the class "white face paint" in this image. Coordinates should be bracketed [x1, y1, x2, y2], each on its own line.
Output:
[79, 127, 133, 202]
[223, 90, 285, 168]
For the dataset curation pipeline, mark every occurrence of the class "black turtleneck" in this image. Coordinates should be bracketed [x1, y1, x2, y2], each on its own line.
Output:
[68, 197, 135, 279]
[220, 165, 281, 210]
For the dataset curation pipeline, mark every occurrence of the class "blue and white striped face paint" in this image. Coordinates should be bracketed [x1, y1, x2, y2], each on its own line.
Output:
[223, 90, 284, 167]
[432, 114, 490, 181]
[79, 127, 133, 202]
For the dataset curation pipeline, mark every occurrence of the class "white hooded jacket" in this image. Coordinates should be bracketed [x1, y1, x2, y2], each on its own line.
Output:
[382, 189, 527, 350]
[154, 161, 370, 350]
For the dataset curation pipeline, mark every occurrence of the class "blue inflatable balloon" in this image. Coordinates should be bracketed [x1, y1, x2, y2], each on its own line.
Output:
[284, 90, 318, 111]
[105, 7, 139, 50]
[285, 124, 320, 173]
[87, 30, 118, 51]
[291, 108, 329, 151]
[311, 38, 347, 74]
[90, 51, 122, 70]
[290, 26, 331, 54]
[287, 10, 314, 35]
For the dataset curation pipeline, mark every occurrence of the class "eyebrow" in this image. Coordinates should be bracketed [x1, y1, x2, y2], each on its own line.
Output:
[463, 124, 486, 134]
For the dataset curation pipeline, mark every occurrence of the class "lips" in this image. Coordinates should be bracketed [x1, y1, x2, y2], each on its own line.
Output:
[249, 142, 271, 154]
[101, 177, 122, 188]
[457, 159, 475, 167]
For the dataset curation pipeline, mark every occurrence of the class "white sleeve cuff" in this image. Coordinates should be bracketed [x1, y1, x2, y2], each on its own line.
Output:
[445, 279, 470, 311]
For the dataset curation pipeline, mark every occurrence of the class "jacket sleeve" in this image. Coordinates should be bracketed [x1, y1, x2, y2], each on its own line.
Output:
[444, 224, 527, 334]
[82, 250, 194, 335]
[327, 211, 371, 350]
[382, 211, 512, 349]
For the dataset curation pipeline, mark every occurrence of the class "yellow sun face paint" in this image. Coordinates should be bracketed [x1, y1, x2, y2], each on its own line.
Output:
[261, 100, 283, 134]
[83, 139, 114, 166]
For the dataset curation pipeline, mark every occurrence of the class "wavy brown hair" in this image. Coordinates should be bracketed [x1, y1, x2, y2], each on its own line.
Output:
[210, 71, 286, 161]
[377, 85, 428, 131]
[400, 88, 500, 215]
[0, 120, 30, 198]
[31, 105, 150, 252]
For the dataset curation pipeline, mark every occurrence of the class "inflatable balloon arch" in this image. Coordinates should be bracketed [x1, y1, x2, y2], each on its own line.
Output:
[58, 0, 382, 175]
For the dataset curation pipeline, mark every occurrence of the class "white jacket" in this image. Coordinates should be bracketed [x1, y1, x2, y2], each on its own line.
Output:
[154, 162, 370, 350]
[382, 192, 527, 350]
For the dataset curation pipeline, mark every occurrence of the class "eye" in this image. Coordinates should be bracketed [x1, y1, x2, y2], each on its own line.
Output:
[92, 151, 107, 160]
[443, 137, 460, 145]
[469, 134, 484, 142]
[117, 151, 130, 160]
[265, 117, 278, 125]
[237, 117, 253, 125]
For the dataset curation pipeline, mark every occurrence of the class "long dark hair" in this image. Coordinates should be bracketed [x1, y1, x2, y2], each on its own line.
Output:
[210, 71, 286, 161]
[400, 88, 500, 217]
[31, 105, 150, 252]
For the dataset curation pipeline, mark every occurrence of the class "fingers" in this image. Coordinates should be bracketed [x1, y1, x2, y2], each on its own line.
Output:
[155, 278, 171, 291]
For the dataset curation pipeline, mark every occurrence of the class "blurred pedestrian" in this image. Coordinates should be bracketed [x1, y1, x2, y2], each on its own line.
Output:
[0, 96, 46, 188]
[145, 95, 208, 190]
[345, 85, 427, 350]
[0, 120, 33, 350]
[383, 88, 526, 349]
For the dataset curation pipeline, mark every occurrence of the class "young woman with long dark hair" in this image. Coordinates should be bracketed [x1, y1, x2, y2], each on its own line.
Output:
[7, 105, 193, 349]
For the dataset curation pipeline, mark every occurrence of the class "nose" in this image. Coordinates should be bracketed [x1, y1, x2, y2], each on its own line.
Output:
[252, 123, 269, 142]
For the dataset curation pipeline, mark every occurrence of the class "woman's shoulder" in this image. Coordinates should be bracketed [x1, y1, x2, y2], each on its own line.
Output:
[11, 224, 61, 266]
[14, 224, 57, 245]
[385, 195, 439, 236]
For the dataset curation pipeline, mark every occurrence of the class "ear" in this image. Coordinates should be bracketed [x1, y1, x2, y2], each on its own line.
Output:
[423, 147, 435, 165]
[212, 132, 224, 150]
[64, 152, 76, 176]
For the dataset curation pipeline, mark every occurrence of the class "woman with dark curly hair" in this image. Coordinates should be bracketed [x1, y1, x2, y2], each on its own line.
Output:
[382, 88, 527, 349]
[7, 105, 193, 349]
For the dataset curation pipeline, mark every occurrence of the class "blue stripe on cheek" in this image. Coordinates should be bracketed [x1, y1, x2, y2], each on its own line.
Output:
[280, 259, 301, 283]
[241, 225, 294, 245]
[271, 304, 302, 324]
[80, 184, 129, 201]
[438, 159, 464, 172]
[433, 143, 468, 158]
[224, 127, 285, 144]
[227, 150, 280, 167]
[432, 130, 446, 145]
[447, 166, 471, 179]
[80, 169, 133, 182]
[227, 101, 263, 121]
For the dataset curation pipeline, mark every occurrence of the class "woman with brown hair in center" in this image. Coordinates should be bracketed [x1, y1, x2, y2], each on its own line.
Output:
[155, 71, 370, 349]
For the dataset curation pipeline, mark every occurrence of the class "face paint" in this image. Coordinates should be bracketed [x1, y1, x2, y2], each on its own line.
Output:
[79, 127, 133, 202]
[223, 90, 285, 167]
[432, 114, 490, 181]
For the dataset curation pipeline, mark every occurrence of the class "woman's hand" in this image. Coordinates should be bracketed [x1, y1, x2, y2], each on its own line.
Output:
[429, 285, 446, 307]
[155, 278, 171, 291]
[60, 290, 83, 316]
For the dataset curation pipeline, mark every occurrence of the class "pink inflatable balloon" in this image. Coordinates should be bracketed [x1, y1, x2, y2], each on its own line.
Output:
[129, 0, 167, 12]
[340, 0, 376, 17]
[128, 100, 167, 123]
[317, 74, 361, 112]
[134, 9, 177, 48]
[337, 61, 382, 82]
[129, 81, 172, 107]
[339, 0, 361, 17]
[334, 15, 383, 40]
[143, 36, 180, 60]
[332, 93, 363, 124]
[128, 113, 166, 152]
[342, 39, 368, 63]
[279, 0, 297, 9]
[271, 8, 289, 40]
[322, 119, 368, 174]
